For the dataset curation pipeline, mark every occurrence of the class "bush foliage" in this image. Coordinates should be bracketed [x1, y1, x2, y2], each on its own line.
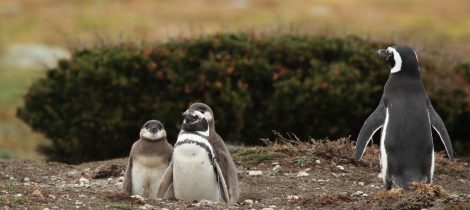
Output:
[17, 34, 470, 163]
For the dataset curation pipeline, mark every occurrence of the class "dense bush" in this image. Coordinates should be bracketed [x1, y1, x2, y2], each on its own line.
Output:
[17, 34, 470, 163]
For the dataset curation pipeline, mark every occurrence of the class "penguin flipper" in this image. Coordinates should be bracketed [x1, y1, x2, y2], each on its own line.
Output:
[355, 101, 386, 161]
[157, 161, 174, 198]
[214, 161, 230, 203]
[428, 103, 454, 160]
[122, 156, 133, 195]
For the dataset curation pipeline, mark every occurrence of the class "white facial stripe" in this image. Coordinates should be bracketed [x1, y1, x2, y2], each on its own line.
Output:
[140, 128, 166, 141]
[387, 47, 402, 73]
[177, 133, 215, 156]
[192, 110, 205, 118]
[380, 108, 389, 184]
[203, 111, 213, 122]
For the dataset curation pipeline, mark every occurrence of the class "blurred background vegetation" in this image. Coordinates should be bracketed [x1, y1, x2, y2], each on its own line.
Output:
[1, 0, 470, 161]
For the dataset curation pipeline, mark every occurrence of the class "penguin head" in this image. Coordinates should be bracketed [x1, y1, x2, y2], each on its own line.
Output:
[140, 120, 167, 141]
[181, 102, 214, 134]
[377, 45, 419, 75]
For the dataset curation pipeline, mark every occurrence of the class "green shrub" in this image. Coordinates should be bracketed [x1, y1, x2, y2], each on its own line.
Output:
[17, 33, 470, 163]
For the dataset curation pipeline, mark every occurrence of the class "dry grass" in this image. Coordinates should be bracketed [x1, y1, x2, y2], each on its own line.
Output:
[296, 194, 353, 207]
[1, 0, 470, 54]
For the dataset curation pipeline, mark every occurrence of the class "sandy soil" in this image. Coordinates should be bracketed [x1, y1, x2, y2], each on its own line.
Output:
[0, 138, 469, 209]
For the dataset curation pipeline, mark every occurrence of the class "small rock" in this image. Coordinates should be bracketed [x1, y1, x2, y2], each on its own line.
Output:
[117, 176, 124, 182]
[139, 204, 154, 209]
[336, 165, 345, 170]
[362, 193, 369, 197]
[23, 177, 30, 182]
[466, 194, 470, 198]
[315, 159, 321, 164]
[287, 195, 300, 200]
[458, 179, 466, 183]
[244, 199, 254, 205]
[272, 165, 281, 172]
[43, 208, 50, 210]
[50, 206, 59, 210]
[131, 195, 145, 201]
[297, 171, 309, 177]
[75, 201, 83, 205]
[14, 193, 23, 197]
[67, 170, 80, 177]
[161, 208, 169, 210]
[377, 173, 383, 179]
[192, 200, 215, 207]
[48, 194, 57, 199]
[248, 171, 263, 176]
[107, 178, 113, 181]
[261, 208, 274, 210]
[352, 191, 364, 196]
[358, 182, 365, 186]
[32, 189, 44, 199]
[271, 161, 279, 165]
[78, 194, 87, 198]
[9, 177, 15, 180]
[450, 193, 459, 199]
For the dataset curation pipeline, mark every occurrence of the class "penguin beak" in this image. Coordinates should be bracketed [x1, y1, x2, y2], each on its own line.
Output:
[182, 109, 199, 123]
[377, 49, 391, 61]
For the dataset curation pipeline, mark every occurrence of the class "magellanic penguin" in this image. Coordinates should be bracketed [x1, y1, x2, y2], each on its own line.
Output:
[123, 120, 173, 198]
[355, 45, 454, 190]
[157, 102, 240, 203]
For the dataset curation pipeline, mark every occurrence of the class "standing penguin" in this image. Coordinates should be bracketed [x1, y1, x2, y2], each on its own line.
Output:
[123, 120, 173, 198]
[355, 45, 454, 190]
[157, 102, 240, 203]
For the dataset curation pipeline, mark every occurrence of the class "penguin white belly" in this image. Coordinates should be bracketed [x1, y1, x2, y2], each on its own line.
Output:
[173, 143, 220, 202]
[131, 156, 167, 198]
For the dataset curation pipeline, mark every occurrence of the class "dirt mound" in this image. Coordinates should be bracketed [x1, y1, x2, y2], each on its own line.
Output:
[1, 138, 469, 209]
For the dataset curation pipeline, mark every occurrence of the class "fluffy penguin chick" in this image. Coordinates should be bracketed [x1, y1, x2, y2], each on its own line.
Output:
[123, 120, 173, 198]
[355, 45, 454, 190]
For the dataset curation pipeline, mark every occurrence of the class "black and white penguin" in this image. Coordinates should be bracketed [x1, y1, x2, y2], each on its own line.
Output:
[123, 120, 173, 198]
[355, 45, 454, 190]
[157, 102, 240, 203]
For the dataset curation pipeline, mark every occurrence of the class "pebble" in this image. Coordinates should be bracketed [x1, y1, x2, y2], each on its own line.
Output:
[32, 189, 44, 199]
[139, 204, 154, 209]
[75, 201, 83, 205]
[297, 171, 309, 177]
[261, 208, 274, 210]
[79, 177, 89, 186]
[78, 194, 87, 198]
[131, 195, 145, 201]
[458, 179, 466, 183]
[244, 199, 254, 205]
[248, 171, 263, 176]
[48, 194, 57, 199]
[272, 165, 281, 172]
[271, 161, 279, 165]
[352, 191, 364, 196]
[358, 182, 365, 186]
[315, 159, 321, 164]
[466, 194, 470, 198]
[14, 193, 23, 197]
[336, 165, 345, 170]
[287, 195, 300, 200]
[23, 177, 30, 182]
[43, 208, 50, 210]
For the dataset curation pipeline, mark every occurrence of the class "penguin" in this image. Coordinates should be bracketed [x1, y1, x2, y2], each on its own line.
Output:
[157, 102, 240, 203]
[123, 120, 173, 198]
[355, 45, 454, 190]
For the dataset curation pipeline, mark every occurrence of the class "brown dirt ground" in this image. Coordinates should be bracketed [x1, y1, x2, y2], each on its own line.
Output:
[1, 138, 469, 210]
